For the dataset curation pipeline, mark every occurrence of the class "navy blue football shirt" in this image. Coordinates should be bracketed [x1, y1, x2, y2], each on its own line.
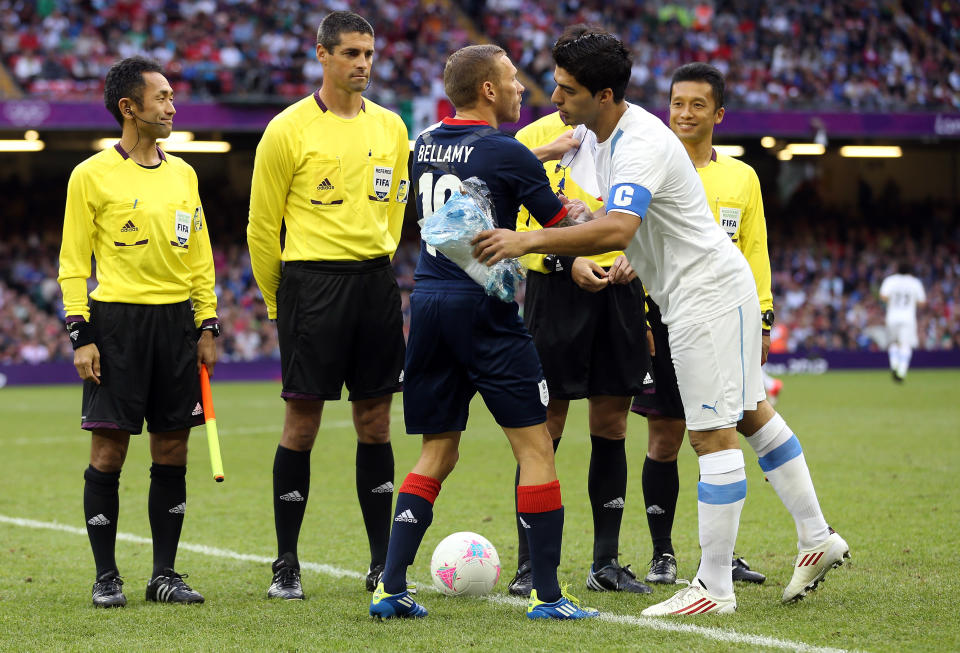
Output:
[412, 117, 566, 283]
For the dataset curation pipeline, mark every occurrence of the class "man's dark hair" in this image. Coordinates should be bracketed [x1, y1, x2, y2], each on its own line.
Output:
[670, 62, 726, 110]
[897, 261, 912, 275]
[552, 25, 631, 103]
[103, 56, 164, 127]
[443, 44, 506, 109]
[317, 11, 374, 51]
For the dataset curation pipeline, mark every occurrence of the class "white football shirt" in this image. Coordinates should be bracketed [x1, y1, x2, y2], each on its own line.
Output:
[879, 273, 926, 324]
[594, 104, 756, 328]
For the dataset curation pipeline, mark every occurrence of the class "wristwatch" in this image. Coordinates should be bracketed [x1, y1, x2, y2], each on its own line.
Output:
[199, 322, 221, 338]
[761, 309, 775, 330]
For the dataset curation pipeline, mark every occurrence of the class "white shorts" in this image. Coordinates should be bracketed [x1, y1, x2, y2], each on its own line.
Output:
[668, 299, 766, 431]
[887, 319, 918, 348]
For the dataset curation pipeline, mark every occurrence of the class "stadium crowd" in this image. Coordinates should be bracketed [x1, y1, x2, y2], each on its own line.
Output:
[3, 0, 959, 110]
[471, 0, 960, 111]
[1, 0, 464, 104]
[2, 205, 958, 365]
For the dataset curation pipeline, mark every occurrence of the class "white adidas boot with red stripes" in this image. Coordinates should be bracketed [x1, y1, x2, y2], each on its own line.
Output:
[640, 580, 736, 616]
[782, 529, 850, 603]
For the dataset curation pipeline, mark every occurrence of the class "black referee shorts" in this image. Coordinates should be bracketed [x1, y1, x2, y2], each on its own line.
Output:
[523, 269, 653, 401]
[630, 297, 685, 420]
[277, 258, 404, 401]
[81, 300, 204, 435]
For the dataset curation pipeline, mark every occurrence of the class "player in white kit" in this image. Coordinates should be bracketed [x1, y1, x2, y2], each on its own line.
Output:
[880, 263, 926, 382]
[473, 26, 849, 614]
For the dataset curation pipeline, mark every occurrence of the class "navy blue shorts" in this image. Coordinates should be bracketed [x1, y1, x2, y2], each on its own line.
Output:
[403, 281, 548, 434]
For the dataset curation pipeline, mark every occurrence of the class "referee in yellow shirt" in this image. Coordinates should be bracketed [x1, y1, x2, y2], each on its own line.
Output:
[57, 56, 219, 608]
[503, 112, 654, 597]
[247, 11, 409, 600]
[631, 62, 772, 586]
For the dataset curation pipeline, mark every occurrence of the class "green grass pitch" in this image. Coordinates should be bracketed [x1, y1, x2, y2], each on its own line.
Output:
[1, 370, 957, 651]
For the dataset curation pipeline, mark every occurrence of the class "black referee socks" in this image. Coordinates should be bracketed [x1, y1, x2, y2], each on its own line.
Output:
[148, 463, 187, 577]
[588, 435, 627, 569]
[273, 445, 311, 561]
[83, 465, 120, 577]
[642, 456, 679, 556]
[356, 441, 394, 568]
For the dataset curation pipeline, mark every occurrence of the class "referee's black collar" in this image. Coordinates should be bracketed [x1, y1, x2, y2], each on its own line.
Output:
[114, 142, 166, 162]
[314, 90, 366, 113]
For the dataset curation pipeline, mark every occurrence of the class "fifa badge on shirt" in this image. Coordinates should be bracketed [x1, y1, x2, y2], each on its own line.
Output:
[719, 206, 741, 238]
[372, 166, 393, 201]
[396, 179, 409, 204]
[173, 210, 192, 248]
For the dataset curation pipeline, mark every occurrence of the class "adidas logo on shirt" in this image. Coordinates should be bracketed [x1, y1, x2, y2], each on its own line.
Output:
[643, 372, 653, 385]
[280, 491, 305, 502]
[316, 178, 335, 191]
[394, 509, 418, 523]
[603, 497, 625, 509]
[87, 514, 110, 526]
[168, 502, 186, 514]
[192, 402, 203, 416]
[371, 482, 394, 494]
[646, 504, 665, 515]
[120, 220, 139, 232]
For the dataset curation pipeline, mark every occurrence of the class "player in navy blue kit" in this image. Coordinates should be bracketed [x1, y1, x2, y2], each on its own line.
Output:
[368, 45, 597, 621]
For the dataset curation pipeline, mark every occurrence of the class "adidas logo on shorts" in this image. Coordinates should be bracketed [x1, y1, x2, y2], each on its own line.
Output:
[603, 497, 625, 509]
[519, 516, 531, 529]
[191, 402, 203, 416]
[280, 491, 305, 502]
[168, 502, 186, 514]
[87, 514, 110, 526]
[371, 482, 394, 494]
[394, 509, 418, 523]
[643, 372, 653, 385]
[646, 504, 665, 515]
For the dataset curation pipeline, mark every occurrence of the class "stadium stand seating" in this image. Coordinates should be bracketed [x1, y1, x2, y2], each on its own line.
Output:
[1, 1, 957, 109]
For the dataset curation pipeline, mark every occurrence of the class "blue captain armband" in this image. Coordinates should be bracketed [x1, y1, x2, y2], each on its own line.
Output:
[605, 183, 651, 219]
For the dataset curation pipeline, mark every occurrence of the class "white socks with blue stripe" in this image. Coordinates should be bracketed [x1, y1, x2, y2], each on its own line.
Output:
[746, 413, 829, 550]
[694, 448, 746, 598]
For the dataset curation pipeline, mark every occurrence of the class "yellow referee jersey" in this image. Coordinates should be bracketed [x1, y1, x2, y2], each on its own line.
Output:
[248, 92, 410, 318]
[515, 112, 619, 273]
[697, 150, 773, 313]
[57, 144, 217, 325]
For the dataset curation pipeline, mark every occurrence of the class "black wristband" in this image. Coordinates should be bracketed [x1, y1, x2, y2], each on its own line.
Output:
[66, 320, 95, 350]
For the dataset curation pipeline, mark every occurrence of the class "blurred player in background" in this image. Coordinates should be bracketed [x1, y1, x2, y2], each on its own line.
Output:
[880, 262, 927, 382]
[369, 45, 597, 621]
[58, 56, 219, 607]
[631, 62, 770, 587]
[247, 11, 409, 600]
[473, 27, 849, 615]
[505, 113, 653, 597]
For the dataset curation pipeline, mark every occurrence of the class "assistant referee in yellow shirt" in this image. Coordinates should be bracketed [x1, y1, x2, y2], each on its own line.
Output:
[247, 11, 410, 601]
[58, 56, 219, 608]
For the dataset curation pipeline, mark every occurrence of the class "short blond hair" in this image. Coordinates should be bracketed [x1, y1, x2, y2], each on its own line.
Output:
[443, 45, 506, 109]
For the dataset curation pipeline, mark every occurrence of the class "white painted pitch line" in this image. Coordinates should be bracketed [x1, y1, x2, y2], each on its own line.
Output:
[0, 514, 851, 653]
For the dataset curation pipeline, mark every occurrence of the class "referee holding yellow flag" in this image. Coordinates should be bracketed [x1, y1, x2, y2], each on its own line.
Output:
[247, 11, 410, 601]
[58, 56, 219, 608]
